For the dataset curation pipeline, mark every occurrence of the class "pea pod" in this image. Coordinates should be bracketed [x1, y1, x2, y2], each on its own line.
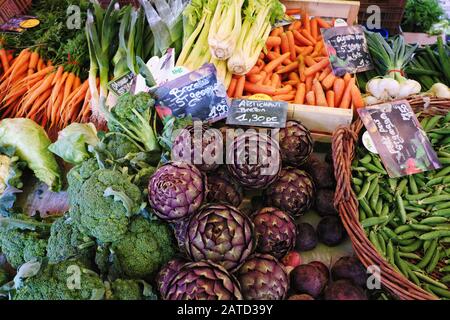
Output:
[369, 230, 384, 255]
[413, 271, 448, 290]
[434, 166, 450, 178]
[420, 195, 450, 205]
[377, 232, 387, 256]
[386, 241, 395, 265]
[438, 157, 450, 165]
[426, 285, 450, 299]
[409, 175, 419, 195]
[357, 179, 371, 200]
[426, 248, 441, 274]
[388, 178, 397, 192]
[375, 199, 383, 216]
[421, 217, 449, 225]
[372, 156, 385, 173]
[405, 192, 431, 201]
[440, 266, 450, 273]
[395, 224, 412, 234]
[417, 240, 438, 269]
[433, 201, 450, 210]
[410, 224, 433, 232]
[424, 115, 442, 131]
[419, 230, 450, 240]
[370, 184, 380, 211]
[394, 251, 410, 278]
[426, 177, 444, 187]
[397, 179, 408, 195]
[362, 162, 387, 175]
[358, 208, 367, 221]
[440, 275, 450, 283]
[397, 230, 421, 241]
[398, 252, 421, 260]
[396, 193, 407, 224]
[359, 198, 374, 218]
[431, 208, 450, 217]
[353, 177, 363, 185]
[361, 216, 389, 229]
[359, 154, 372, 164]
[380, 205, 390, 217]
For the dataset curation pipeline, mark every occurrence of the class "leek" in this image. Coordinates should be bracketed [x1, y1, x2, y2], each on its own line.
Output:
[227, 0, 284, 75]
[208, 0, 245, 60]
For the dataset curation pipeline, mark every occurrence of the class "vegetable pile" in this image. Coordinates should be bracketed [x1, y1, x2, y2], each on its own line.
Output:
[352, 112, 450, 299]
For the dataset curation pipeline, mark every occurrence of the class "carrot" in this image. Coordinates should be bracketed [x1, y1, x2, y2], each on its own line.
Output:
[283, 80, 299, 86]
[311, 18, 318, 40]
[1, 49, 29, 80]
[51, 66, 64, 86]
[227, 78, 237, 97]
[343, 73, 352, 86]
[285, 31, 296, 61]
[264, 52, 291, 73]
[50, 89, 65, 128]
[235, 76, 246, 98]
[244, 82, 276, 95]
[304, 56, 316, 67]
[280, 33, 290, 55]
[286, 9, 302, 15]
[289, 21, 302, 31]
[266, 51, 280, 61]
[282, 58, 293, 66]
[318, 67, 332, 81]
[321, 46, 328, 57]
[266, 36, 281, 49]
[289, 72, 300, 81]
[273, 94, 295, 101]
[294, 83, 306, 104]
[326, 91, 335, 107]
[247, 65, 260, 75]
[274, 85, 293, 95]
[292, 30, 313, 46]
[314, 56, 327, 63]
[19, 72, 56, 115]
[26, 87, 53, 119]
[300, 46, 314, 56]
[274, 46, 280, 54]
[313, 80, 327, 107]
[276, 61, 299, 74]
[316, 17, 332, 29]
[50, 71, 68, 110]
[28, 51, 39, 76]
[302, 11, 310, 33]
[339, 77, 355, 109]
[0, 48, 10, 73]
[62, 72, 76, 106]
[256, 59, 265, 68]
[322, 72, 336, 90]
[333, 78, 345, 107]
[304, 58, 329, 76]
[305, 91, 316, 105]
[66, 80, 89, 125]
[37, 58, 45, 72]
[351, 85, 365, 109]
[305, 75, 313, 92]
[311, 41, 323, 58]
[263, 72, 272, 86]
[270, 27, 282, 37]
[73, 76, 82, 90]
[301, 30, 316, 45]
[271, 73, 281, 88]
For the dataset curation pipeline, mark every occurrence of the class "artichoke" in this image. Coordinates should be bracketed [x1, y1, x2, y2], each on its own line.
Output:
[278, 120, 313, 166]
[207, 167, 243, 207]
[148, 162, 206, 221]
[236, 254, 289, 300]
[165, 261, 243, 300]
[185, 204, 255, 272]
[171, 123, 223, 172]
[226, 131, 280, 189]
[252, 207, 296, 259]
[265, 168, 315, 217]
[156, 258, 187, 299]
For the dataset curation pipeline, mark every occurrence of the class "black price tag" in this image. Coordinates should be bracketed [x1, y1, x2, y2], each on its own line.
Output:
[358, 100, 441, 178]
[226, 99, 288, 128]
[322, 25, 373, 77]
[108, 72, 136, 97]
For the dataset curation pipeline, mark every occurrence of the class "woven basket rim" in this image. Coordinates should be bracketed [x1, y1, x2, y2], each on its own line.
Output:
[332, 96, 450, 300]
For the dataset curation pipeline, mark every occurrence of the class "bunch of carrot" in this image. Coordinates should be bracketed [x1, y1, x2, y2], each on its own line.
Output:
[0, 48, 95, 133]
[227, 12, 365, 109]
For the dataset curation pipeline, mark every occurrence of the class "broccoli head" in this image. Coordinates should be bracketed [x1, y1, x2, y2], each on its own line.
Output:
[106, 279, 157, 300]
[0, 217, 49, 269]
[46, 215, 96, 267]
[13, 260, 105, 300]
[106, 92, 160, 153]
[74, 168, 142, 243]
[66, 158, 100, 203]
[101, 133, 142, 160]
[110, 216, 176, 280]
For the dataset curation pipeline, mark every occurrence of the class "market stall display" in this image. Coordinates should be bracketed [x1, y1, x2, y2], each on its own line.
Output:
[0, 0, 449, 302]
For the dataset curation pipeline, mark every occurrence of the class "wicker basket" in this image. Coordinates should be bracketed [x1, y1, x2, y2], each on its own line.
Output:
[332, 96, 450, 300]
[0, 0, 32, 24]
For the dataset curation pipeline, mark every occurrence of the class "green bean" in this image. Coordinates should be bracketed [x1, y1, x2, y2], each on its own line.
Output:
[357, 179, 371, 200]
[420, 195, 450, 205]
[396, 193, 407, 224]
[426, 248, 441, 273]
[435, 166, 450, 178]
[359, 154, 372, 164]
[398, 252, 421, 260]
[405, 192, 432, 201]
[417, 240, 438, 269]
[409, 175, 419, 195]
[431, 208, 450, 217]
[419, 230, 450, 240]
[361, 216, 389, 229]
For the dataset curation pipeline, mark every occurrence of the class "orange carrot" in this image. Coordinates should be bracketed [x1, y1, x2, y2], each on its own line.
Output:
[301, 30, 316, 45]
[305, 75, 313, 92]
[351, 85, 365, 109]
[305, 91, 316, 105]
[289, 20, 302, 31]
[244, 82, 276, 95]
[292, 30, 313, 46]
[271, 73, 281, 88]
[266, 36, 281, 49]
[62, 72, 76, 106]
[51, 66, 64, 86]
[310, 41, 324, 58]
[247, 73, 262, 84]
[247, 65, 260, 75]
[322, 72, 336, 90]
[264, 52, 291, 73]
[28, 51, 39, 76]
[318, 67, 332, 81]
[274, 85, 293, 95]
[19, 72, 55, 114]
[227, 78, 237, 97]
[298, 55, 306, 82]
[37, 58, 45, 72]
[326, 90, 335, 107]
[283, 80, 299, 86]
[294, 83, 306, 104]
[274, 46, 280, 54]
[280, 33, 290, 55]
[276, 61, 299, 74]
[235, 76, 246, 98]
[313, 80, 327, 107]
[339, 77, 355, 109]
[304, 58, 329, 76]
[286, 31, 296, 61]
[343, 73, 352, 86]
[286, 9, 302, 15]
[282, 58, 293, 66]
[316, 17, 332, 29]
[289, 72, 300, 81]
[27, 88, 52, 119]
[333, 78, 345, 107]
[311, 18, 318, 40]
[273, 94, 295, 101]
[302, 11, 310, 33]
[270, 27, 282, 37]
[0, 48, 10, 72]
[263, 72, 272, 86]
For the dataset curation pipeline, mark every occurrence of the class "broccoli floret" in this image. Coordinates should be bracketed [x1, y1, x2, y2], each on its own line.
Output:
[106, 92, 160, 153]
[66, 158, 100, 203]
[72, 169, 142, 243]
[13, 260, 105, 300]
[46, 215, 95, 267]
[106, 279, 157, 300]
[101, 133, 142, 160]
[0, 230, 47, 269]
[110, 217, 176, 280]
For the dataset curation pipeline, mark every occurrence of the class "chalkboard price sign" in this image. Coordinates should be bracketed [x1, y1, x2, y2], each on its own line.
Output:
[321, 25, 373, 77]
[358, 100, 441, 178]
[226, 99, 288, 128]
[108, 72, 136, 97]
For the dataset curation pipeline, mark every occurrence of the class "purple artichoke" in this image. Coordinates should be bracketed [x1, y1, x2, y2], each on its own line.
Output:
[185, 204, 255, 272]
[278, 120, 313, 166]
[252, 207, 297, 259]
[265, 167, 315, 217]
[148, 162, 206, 221]
[236, 254, 289, 300]
[171, 123, 223, 172]
[226, 131, 281, 189]
[156, 258, 187, 299]
[165, 261, 243, 300]
[207, 167, 243, 207]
